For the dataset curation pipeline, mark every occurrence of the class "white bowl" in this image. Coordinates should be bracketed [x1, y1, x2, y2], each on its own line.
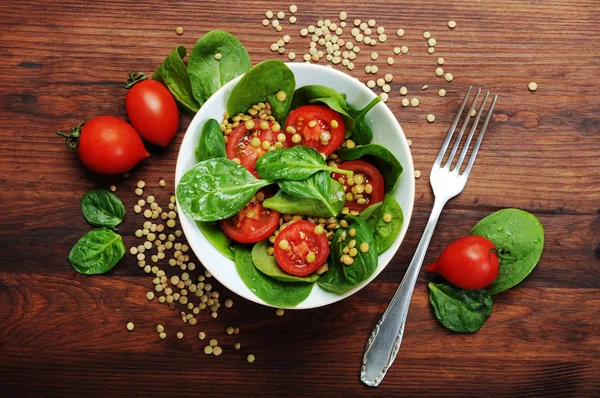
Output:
[175, 63, 415, 309]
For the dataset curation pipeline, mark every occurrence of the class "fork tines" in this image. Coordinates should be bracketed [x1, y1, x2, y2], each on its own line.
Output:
[435, 86, 498, 177]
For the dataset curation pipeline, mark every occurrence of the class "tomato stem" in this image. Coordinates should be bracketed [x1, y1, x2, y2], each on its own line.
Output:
[56, 120, 87, 150]
[125, 71, 149, 89]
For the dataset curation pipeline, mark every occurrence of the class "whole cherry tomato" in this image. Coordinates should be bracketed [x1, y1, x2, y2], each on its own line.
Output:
[57, 116, 149, 174]
[426, 235, 500, 290]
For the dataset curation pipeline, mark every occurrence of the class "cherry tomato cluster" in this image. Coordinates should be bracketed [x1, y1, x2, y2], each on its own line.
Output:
[57, 72, 179, 174]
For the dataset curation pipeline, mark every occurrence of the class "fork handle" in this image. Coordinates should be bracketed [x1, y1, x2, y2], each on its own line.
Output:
[360, 198, 447, 387]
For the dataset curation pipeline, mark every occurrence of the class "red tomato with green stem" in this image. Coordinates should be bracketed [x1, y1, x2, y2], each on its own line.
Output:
[56, 116, 149, 174]
[274, 220, 330, 276]
[285, 105, 346, 156]
[219, 189, 280, 244]
[426, 235, 500, 290]
[125, 72, 179, 147]
[333, 160, 385, 213]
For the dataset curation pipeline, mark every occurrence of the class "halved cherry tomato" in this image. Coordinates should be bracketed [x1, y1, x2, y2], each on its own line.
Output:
[333, 160, 385, 213]
[426, 236, 500, 290]
[219, 189, 280, 244]
[226, 119, 287, 177]
[285, 105, 346, 156]
[274, 220, 330, 276]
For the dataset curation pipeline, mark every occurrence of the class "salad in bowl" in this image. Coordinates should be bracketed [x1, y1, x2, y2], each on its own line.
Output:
[175, 60, 414, 308]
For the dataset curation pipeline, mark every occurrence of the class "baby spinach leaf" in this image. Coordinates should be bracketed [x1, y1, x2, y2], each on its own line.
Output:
[153, 46, 200, 114]
[227, 60, 295, 123]
[234, 244, 313, 307]
[176, 158, 272, 222]
[429, 282, 493, 333]
[337, 144, 403, 193]
[251, 241, 319, 282]
[263, 190, 342, 218]
[195, 119, 227, 162]
[81, 189, 125, 229]
[290, 85, 350, 113]
[188, 30, 251, 106]
[359, 194, 404, 254]
[68, 228, 126, 275]
[359, 202, 383, 228]
[256, 146, 351, 180]
[196, 221, 233, 260]
[318, 217, 378, 294]
[346, 97, 381, 143]
[278, 171, 345, 217]
[469, 208, 544, 295]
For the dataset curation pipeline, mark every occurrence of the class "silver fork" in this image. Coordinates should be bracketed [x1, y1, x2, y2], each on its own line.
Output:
[360, 87, 498, 387]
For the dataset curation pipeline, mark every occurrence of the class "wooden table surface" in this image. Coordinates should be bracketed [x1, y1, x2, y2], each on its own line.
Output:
[1, 0, 599, 396]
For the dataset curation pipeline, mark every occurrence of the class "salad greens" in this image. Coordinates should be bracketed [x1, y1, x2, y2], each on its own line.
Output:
[176, 158, 272, 222]
[256, 146, 351, 181]
[81, 189, 125, 229]
[360, 194, 404, 254]
[345, 98, 382, 144]
[318, 217, 378, 294]
[252, 241, 319, 283]
[429, 282, 493, 333]
[188, 30, 251, 106]
[227, 60, 295, 123]
[153, 46, 200, 114]
[68, 227, 126, 275]
[195, 119, 227, 162]
[196, 221, 234, 260]
[263, 189, 345, 218]
[234, 245, 314, 307]
[337, 144, 403, 193]
[278, 171, 346, 217]
[470, 208, 544, 295]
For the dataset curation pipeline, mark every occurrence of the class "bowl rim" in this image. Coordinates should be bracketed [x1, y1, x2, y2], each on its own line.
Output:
[175, 62, 415, 309]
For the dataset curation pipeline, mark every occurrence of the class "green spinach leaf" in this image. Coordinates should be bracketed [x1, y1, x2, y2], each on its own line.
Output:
[469, 208, 544, 295]
[227, 60, 295, 123]
[153, 46, 200, 114]
[317, 217, 378, 294]
[68, 227, 126, 275]
[251, 241, 319, 282]
[337, 144, 403, 193]
[290, 85, 350, 113]
[188, 30, 251, 106]
[346, 97, 381, 143]
[429, 282, 493, 333]
[234, 245, 313, 307]
[176, 158, 272, 222]
[195, 119, 227, 162]
[278, 171, 345, 217]
[256, 146, 352, 180]
[359, 194, 403, 254]
[263, 190, 341, 218]
[196, 221, 233, 260]
[81, 189, 125, 229]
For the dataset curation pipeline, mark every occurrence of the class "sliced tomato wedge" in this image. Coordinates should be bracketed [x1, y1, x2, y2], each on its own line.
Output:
[274, 220, 330, 276]
[333, 160, 385, 213]
[285, 105, 346, 156]
[219, 189, 280, 244]
[226, 119, 288, 177]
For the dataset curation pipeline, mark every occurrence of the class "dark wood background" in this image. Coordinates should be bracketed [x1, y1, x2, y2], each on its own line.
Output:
[1, 0, 598, 396]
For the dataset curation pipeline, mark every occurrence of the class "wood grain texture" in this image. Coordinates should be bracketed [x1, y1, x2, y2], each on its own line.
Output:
[1, 0, 599, 396]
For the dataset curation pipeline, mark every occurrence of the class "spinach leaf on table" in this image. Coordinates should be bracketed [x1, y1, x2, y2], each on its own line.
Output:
[359, 194, 403, 254]
[337, 144, 403, 193]
[234, 244, 313, 307]
[176, 158, 272, 222]
[196, 221, 233, 260]
[227, 60, 295, 123]
[429, 282, 493, 333]
[153, 45, 200, 114]
[278, 171, 346, 217]
[346, 97, 381, 143]
[469, 208, 544, 295]
[195, 119, 227, 162]
[317, 217, 378, 294]
[80, 189, 125, 229]
[188, 30, 251, 106]
[251, 241, 319, 283]
[256, 146, 352, 181]
[263, 189, 343, 218]
[68, 227, 126, 275]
